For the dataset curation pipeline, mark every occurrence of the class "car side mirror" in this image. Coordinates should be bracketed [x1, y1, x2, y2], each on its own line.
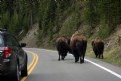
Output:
[20, 43, 26, 47]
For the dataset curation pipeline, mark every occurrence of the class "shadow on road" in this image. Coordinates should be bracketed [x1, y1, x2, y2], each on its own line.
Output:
[0, 77, 10, 81]
[0, 77, 22, 81]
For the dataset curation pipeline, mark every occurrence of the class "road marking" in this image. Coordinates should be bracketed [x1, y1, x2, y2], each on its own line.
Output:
[27, 51, 36, 71]
[41, 49, 121, 79]
[21, 51, 39, 81]
[85, 59, 121, 79]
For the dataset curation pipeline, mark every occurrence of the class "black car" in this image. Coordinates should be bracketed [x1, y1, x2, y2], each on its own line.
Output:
[0, 29, 28, 81]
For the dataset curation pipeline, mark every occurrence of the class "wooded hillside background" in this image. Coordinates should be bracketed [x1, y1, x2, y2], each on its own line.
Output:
[0, 0, 121, 44]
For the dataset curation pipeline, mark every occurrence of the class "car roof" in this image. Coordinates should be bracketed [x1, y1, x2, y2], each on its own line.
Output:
[0, 28, 9, 35]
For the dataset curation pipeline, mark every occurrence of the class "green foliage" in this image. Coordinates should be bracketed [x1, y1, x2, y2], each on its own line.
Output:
[0, 12, 9, 28]
[59, 12, 81, 36]
[0, 0, 39, 35]
[84, 0, 99, 28]
[98, 16, 110, 38]
[38, 0, 57, 37]
[101, 46, 121, 67]
[8, 12, 19, 34]
[83, 0, 121, 38]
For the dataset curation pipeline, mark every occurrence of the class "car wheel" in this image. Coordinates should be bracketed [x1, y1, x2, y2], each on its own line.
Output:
[21, 55, 28, 77]
[12, 63, 20, 81]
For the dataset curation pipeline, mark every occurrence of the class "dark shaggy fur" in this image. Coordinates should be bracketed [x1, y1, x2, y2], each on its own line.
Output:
[70, 32, 87, 63]
[92, 37, 104, 59]
[56, 36, 69, 61]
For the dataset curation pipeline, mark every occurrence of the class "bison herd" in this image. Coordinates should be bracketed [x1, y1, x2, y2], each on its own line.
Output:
[56, 31, 104, 64]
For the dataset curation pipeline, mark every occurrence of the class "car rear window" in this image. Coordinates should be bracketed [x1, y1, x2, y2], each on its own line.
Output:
[0, 35, 4, 47]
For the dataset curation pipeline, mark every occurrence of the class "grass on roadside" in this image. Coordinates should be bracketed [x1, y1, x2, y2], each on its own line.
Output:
[86, 41, 121, 68]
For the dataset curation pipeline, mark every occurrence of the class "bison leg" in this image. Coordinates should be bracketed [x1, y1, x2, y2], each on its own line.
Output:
[99, 54, 104, 59]
[82, 55, 85, 63]
[75, 54, 79, 63]
[75, 56, 79, 63]
[61, 52, 67, 60]
[96, 54, 98, 58]
[101, 50, 104, 59]
[73, 50, 79, 62]
[61, 56, 65, 60]
[80, 55, 84, 63]
[96, 55, 98, 58]
[82, 50, 86, 63]
[58, 55, 60, 61]
[99, 54, 101, 59]
[73, 53, 79, 63]
[58, 52, 61, 61]
[80, 57, 83, 63]
[95, 54, 98, 58]
[101, 54, 104, 59]
[95, 51, 98, 58]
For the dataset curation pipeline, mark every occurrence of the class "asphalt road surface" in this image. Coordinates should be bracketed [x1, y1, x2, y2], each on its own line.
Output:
[24, 48, 121, 81]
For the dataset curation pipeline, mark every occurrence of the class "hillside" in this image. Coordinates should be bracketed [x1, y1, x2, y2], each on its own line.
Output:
[103, 25, 121, 67]
[20, 23, 39, 48]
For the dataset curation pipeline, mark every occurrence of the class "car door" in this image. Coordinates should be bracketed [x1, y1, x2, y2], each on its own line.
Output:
[0, 35, 4, 65]
[4, 34, 25, 68]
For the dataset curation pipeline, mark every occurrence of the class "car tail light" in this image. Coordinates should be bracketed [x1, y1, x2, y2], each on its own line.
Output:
[4, 47, 12, 59]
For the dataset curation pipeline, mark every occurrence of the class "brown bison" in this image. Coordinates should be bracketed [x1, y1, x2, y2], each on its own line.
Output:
[56, 36, 70, 61]
[92, 37, 104, 59]
[70, 32, 87, 63]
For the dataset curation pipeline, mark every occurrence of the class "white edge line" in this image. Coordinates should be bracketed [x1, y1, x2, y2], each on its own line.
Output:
[41, 49, 121, 79]
[85, 59, 121, 79]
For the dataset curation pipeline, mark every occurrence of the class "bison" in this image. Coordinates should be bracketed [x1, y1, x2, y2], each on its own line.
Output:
[92, 37, 104, 59]
[56, 36, 70, 61]
[70, 32, 87, 63]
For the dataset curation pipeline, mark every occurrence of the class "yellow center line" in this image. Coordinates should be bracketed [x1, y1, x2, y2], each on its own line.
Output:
[27, 51, 36, 71]
[21, 51, 39, 81]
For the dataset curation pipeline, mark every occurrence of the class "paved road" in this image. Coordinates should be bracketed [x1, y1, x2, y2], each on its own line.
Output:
[24, 48, 121, 81]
